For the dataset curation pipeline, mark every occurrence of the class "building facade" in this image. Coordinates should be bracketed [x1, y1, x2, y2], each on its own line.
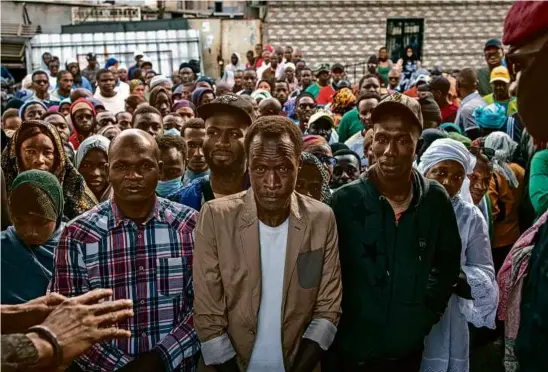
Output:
[265, 0, 512, 79]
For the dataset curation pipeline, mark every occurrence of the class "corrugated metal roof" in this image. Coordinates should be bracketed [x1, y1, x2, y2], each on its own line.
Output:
[27, 29, 201, 76]
[61, 18, 190, 34]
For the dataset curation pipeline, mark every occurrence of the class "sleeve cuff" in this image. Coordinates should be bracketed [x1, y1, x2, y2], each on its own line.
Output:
[302, 318, 337, 351]
[200, 333, 236, 365]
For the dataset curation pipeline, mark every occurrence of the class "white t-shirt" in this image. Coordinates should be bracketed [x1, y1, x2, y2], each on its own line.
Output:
[247, 219, 289, 372]
[115, 81, 130, 98]
[93, 91, 126, 114]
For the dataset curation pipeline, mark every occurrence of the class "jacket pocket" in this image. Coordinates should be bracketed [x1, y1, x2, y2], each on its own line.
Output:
[156, 257, 186, 298]
[297, 249, 324, 289]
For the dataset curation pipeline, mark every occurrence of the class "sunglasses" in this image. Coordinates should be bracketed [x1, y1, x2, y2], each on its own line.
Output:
[299, 103, 317, 110]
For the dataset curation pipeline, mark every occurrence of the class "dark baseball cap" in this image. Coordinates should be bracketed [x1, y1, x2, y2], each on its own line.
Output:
[371, 92, 423, 131]
[197, 94, 255, 126]
[315, 64, 331, 76]
[484, 39, 502, 50]
[429, 76, 451, 93]
[332, 63, 345, 73]
[86, 52, 97, 61]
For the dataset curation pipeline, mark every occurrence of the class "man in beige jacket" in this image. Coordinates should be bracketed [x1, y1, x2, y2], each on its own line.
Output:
[194, 115, 342, 372]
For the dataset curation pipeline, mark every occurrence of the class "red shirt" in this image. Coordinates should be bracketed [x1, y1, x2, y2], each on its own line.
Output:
[316, 85, 336, 105]
[440, 103, 459, 123]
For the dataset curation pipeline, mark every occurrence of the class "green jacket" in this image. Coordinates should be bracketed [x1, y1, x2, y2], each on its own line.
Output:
[330, 170, 462, 361]
[337, 108, 363, 143]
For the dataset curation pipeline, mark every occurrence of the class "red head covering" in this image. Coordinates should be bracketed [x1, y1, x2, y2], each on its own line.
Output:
[503, 1, 548, 46]
[69, 98, 96, 150]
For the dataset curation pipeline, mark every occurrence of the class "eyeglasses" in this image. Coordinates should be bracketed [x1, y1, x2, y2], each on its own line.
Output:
[314, 153, 337, 167]
[298, 103, 316, 110]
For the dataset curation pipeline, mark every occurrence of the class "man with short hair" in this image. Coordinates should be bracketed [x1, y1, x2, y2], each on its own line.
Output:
[388, 69, 401, 93]
[232, 70, 244, 93]
[50, 129, 200, 371]
[328, 93, 461, 371]
[239, 69, 258, 96]
[47, 59, 60, 91]
[258, 97, 282, 116]
[172, 94, 255, 211]
[116, 111, 132, 131]
[50, 70, 73, 103]
[455, 68, 486, 138]
[274, 46, 286, 80]
[179, 63, 196, 84]
[306, 65, 334, 104]
[155, 135, 187, 198]
[483, 66, 517, 116]
[128, 50, 144, 80]
[96, 111, 117, 132]
[331, 64, 345, 90]
[31, 70, 51, 102]
[477, 39, 504, 96]
[274, 80, 290, 107]
[283, 45, 293, 63]
[163, 113, 184, 133]
[82, 53, 100, 89]
[429, 76, 459, 123]
[132, 105, 164, 138]
[180, 118, 209, 185]
[93, 69, 126, 114]
[330, 149, 361, 190]
[194, 115, 342, 371]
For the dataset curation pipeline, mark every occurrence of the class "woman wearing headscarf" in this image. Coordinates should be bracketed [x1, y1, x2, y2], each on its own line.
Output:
[148, 86, 172, 117]
[18, 100, 47, 121]
[473, 103, 508, 136]
[303, 134, 334, 181]
[1, 170, 65, 304]
[296, 151, 331, 204]
[1, 120, 98, 220]
[191, 87, 215, 107]
[484, 131, 525, 272]
[329, 87, 356, 129]
[417, 138, 497, 372]
[97, 124, 121, 141]
[58, 98, 71, 116]
[172, 99, 196, 123]
[74, 135, 112, 203]
[129, 79, 145, 98]
[222, 52, 245, 89]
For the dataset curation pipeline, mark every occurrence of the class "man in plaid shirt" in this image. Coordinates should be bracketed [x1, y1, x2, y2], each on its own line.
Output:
[50, 129, 200, 371]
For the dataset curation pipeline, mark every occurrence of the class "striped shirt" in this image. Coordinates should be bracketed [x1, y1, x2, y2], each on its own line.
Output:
[49, 197, 199, 371]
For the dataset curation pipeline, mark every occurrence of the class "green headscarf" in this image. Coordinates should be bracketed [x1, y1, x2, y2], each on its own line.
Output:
[9, 169, 64, 225]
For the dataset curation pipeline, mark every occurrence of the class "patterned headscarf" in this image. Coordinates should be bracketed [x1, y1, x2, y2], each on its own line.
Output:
[1, 120, 98, 220]
[300, 152, 332, 204]
[130, 79, 144, 94]
[484, 131, 520, 188]
[330, 87, 356, 114]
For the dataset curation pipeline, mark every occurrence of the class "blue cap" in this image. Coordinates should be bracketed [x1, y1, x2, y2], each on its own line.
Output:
[484, 39, 502, 51]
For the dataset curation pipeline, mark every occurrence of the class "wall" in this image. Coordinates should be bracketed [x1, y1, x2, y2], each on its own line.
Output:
[266, 0, 512, 74]
[188, 18, 262, 79]
[0, 1, 73, 33]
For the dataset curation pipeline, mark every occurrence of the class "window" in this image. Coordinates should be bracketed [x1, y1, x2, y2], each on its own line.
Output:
[214, 1, 223, 12]
[386, 19, 424, 62]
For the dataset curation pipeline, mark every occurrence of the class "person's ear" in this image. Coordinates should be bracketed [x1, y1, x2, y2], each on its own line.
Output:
[157, 160, 164, 176]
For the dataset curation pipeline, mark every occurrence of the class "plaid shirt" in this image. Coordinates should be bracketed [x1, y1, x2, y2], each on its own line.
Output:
[49, 197, 200, 371]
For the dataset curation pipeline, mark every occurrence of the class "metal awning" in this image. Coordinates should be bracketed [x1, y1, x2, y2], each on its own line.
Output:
[1, 23, 40, 68]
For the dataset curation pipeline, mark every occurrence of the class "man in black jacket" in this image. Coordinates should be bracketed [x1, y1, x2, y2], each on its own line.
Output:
[327, 93, 462, 372]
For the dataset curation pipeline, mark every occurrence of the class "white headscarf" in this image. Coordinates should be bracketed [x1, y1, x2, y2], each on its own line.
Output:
[417, 138, 476, 203]
[484, 131, 519, 188]
[74, 135, 110, 169]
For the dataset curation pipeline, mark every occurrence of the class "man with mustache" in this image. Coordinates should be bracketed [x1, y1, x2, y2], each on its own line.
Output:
[181, 118, 209, 185]
[50, 129, 200, 371]
[194, 115, 342, 372]
[170, 94, 255, 211]
[327, 93, 461, 372]
[93, 69, 126, 114]
[477, 39, 504, 96]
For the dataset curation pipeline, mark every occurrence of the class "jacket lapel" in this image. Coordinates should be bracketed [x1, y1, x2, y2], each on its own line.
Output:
[282, 193, 306, 315]
[239, 190, 261, 321]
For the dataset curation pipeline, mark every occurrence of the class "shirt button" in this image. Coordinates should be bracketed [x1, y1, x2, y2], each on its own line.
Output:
[140, 300, 145, 305]
[139, 266, 144, 271]
[138, 234, 142, 238]
[142, 333, 146, 337]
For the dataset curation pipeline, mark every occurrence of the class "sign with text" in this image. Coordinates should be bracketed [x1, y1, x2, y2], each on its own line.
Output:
[71, 7, 141, 24]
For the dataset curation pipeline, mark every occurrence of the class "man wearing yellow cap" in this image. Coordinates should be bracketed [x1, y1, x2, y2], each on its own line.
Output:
[482, 65, 518, 116]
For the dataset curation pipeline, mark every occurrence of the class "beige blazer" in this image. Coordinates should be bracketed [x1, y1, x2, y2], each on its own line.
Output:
[193, 190, 342, 371]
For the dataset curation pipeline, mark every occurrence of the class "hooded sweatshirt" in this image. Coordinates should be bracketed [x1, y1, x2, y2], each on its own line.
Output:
[330, 168, 461, 361]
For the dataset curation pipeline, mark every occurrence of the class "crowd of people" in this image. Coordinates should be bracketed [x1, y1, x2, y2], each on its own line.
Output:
[1, 2, 547, 372]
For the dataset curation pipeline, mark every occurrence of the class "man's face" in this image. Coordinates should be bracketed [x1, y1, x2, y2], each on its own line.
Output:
[296, 162, 323, 201]
[23, 103, 46, 121]
[48, 61, 59, 76]
[331, 154, 361, 189]
[153, 91, 170, 117]
[44, 114, 69, 143]
[367, 63, 378, 73]
[307, 118, 332, 142]
[276, 50, 284, 63]
[78, 148, 109, 198]
[484, 46, 503, 68]
[255, 44, 263, 56]
[176, 107, 195, 123]
[317, 71, 330, 85]
[492, 80, 510, 101]
[43, 53, 52, 65]
[183, 127, 208, 173]
[203, 114, 246, 174]
[88, 58, 97, 68]
[134, 112, 163, 138]
[285, 68, 295, 81]
[182, 85, 193, 101]
[234, 71, 244, 88]
[141, 64, 152, 75]
[96, 111, 116, 132]
[199, 92, 215, 106]
[360, 77, 381, 95]
[73, 108, 94, 134]
[249, 133, 299, 214]
[301, 70, 312, 86]
[371, 117, 418, 181]
[32, 73, 49, 94]
[160, 147, 185, 181]
[163, 115, 184, 132]
[118, 69, 128, 82]
[468, 159, 491, 205]
[109, 137, 161, 203]
[358, 98, 379, 130]
[274, 82, 289, 104]
[388, 74, 400, 89]
[98, 72, 116, 95]
[117, 112, 132, 131]
[180, 67, 194, 84]
[425, 160, 465, 198]
[145, 72, 156, 86]
[296, 97, 316, 129]
[332, 69, 344, 84]
[243, 70, 257, 91]
[68, 64, 79, 77]
[262, 51, 271, 65]
[284, 48, 293, 62]
[59, 73, 73, 92]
